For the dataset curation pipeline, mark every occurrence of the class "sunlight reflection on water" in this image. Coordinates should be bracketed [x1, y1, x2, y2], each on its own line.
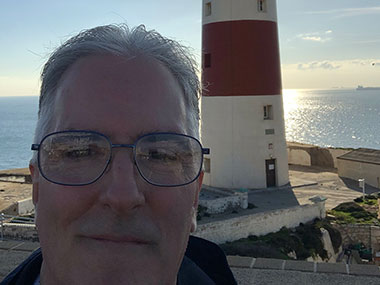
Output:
[283, 89, 380, 149]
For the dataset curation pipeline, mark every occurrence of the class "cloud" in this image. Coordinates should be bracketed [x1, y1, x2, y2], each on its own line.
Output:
[302, 36, 326, 42]
[281, 59, 380, 89]
[304, 6, 380, 18]
[296, 31, 332, 43]
[297, 61, 341, 70]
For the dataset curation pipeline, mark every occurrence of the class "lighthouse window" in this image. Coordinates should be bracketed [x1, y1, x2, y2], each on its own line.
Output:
[205, 2, 212, 16]
[265, 129, 275, 135]
[263, 105, 273, 120]
[204, 53, 211, 68]
[258, 0, 267, 12]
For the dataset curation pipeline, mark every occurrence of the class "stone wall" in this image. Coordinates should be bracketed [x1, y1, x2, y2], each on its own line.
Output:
[333, 224, 380, 252]
[199, 187, 248, 214]
[195, 201, 325, 244]
[1, 223, 38, 241]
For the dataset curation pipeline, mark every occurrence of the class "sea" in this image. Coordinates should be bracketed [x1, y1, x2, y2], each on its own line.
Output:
[0, 96, 39, 170]
[0, 88, 379, 170]
[283, 88, 380, 149]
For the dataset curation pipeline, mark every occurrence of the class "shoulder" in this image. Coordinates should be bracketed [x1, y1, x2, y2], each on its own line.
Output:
[185, 236, 237, 285]
[1, 248, 42, 285]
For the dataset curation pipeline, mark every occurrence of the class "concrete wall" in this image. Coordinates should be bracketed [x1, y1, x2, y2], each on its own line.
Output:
[329, 149, 351, 168]
[337, 159, 380, 189]
[201, 95, 289, 189]
[288, 149, 311, 166]
[287, 143, 351, 169]
[195, 201, 325, 244]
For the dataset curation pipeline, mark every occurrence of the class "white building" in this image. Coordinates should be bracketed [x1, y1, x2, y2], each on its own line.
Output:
[201, 0, 289, 189]
[337, 148, 380, 189]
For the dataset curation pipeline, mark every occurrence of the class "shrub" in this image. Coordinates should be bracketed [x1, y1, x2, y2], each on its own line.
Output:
[220, 219, 341, 261]
[365, 195, 376, 200]
[333, 202, 364, 213]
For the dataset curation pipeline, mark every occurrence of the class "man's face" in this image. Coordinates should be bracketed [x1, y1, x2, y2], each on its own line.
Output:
[30, 55, 202, 284]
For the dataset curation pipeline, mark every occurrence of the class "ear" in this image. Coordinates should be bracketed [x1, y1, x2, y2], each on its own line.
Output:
[190, 171, 204, 233]
[29, 163, 39, 206]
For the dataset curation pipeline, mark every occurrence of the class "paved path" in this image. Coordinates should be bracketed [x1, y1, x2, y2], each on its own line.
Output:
[249, 165, 379, 213]
[232, 267, 380, 285]
[0, 240, 40, 280]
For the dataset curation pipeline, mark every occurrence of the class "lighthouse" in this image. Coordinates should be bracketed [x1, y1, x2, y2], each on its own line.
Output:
[201, 0, 289, 189]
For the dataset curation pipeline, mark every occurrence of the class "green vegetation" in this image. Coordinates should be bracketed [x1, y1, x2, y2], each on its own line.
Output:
[328, 198, 379, 225]
[220, 219, 341, 261]
[354, 194, 379, 206]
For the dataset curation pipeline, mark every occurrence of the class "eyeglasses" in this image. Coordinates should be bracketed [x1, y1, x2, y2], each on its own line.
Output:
[31, 130, 209, 187]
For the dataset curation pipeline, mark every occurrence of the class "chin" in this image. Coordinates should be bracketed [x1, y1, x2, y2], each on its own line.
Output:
[69, 265, 175, 285]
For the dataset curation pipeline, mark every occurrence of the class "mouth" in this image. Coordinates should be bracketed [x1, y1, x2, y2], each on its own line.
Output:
[82, 235, 152, 245]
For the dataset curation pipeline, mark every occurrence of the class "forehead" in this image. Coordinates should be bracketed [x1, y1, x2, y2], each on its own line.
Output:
[51, 54, 188, 138]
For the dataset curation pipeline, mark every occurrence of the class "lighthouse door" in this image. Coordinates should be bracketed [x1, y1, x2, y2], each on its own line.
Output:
[265, 159, 276, 187]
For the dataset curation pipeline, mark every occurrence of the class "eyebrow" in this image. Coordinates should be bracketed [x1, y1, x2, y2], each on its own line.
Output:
[63, 128, 183, 142]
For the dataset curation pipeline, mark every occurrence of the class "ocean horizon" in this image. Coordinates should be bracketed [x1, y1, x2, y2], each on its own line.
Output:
[0, 88, 379, 170]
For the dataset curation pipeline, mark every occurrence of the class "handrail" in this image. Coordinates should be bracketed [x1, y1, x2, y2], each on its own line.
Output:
[1, 212, 35, 241]
[0, 213, 35, 223]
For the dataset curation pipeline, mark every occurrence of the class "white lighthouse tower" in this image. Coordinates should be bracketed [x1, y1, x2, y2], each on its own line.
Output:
[201, 0, 289, 189]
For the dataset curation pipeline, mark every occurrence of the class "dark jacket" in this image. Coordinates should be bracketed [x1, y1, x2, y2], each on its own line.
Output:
[1, 236, 237, 285]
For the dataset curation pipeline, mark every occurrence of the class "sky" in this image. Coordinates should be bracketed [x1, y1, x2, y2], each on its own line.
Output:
[1, 0, 380, 96]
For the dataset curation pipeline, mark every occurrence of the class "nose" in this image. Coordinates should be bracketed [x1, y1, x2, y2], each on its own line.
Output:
[98, 148, 146, 213]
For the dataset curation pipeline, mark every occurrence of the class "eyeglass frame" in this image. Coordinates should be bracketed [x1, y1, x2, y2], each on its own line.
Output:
[31, 130, 210, 187]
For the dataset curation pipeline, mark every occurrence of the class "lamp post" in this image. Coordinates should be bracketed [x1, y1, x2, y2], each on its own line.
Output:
[359, 178, 365, 200]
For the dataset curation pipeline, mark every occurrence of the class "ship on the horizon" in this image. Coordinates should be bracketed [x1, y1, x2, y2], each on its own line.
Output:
[356, 85, 380, 91]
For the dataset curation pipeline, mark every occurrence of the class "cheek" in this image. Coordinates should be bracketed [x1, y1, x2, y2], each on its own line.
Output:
[148, 187, 196, 236]
[36, 181, 96, 232]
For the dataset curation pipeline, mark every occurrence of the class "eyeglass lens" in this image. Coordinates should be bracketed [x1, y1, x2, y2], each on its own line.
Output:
[39, 132, 110, 185]
[135, 133, 202, 186]
[38, 132, 203, 186]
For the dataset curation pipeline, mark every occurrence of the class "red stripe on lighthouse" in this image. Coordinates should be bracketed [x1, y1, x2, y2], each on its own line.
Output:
[202, 20, 282, 96]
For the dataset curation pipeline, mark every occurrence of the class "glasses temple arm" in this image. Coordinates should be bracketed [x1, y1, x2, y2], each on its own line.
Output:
[31, 144, 40, 151]
[202, 148, 210, 155]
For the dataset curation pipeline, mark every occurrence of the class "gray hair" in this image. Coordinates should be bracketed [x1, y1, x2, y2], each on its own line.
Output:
[32, 24, 201, 163]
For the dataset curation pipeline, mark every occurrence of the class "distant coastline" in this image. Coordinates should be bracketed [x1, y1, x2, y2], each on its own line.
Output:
[356, 85, 380, 91]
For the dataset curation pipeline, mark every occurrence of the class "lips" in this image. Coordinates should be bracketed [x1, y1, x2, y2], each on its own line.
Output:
[84, 234, 152, 244]
[73, 213, 161, 247]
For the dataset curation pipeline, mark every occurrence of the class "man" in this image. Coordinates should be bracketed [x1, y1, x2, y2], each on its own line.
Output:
[2, 25, 236, 284]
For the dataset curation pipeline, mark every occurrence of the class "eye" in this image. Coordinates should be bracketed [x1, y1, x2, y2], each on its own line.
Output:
[59, 144, 108, 160]
[144, 148, 178, 162]
[65, 148, 92, 159]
